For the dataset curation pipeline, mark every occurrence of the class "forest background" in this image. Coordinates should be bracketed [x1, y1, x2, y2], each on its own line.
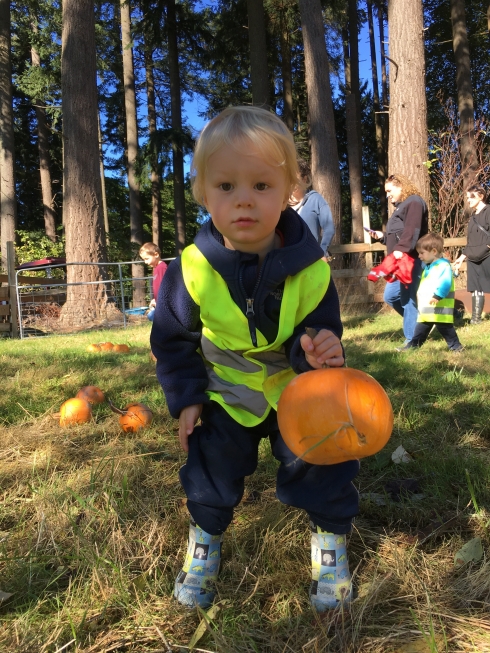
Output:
[1, 0, 490, 277]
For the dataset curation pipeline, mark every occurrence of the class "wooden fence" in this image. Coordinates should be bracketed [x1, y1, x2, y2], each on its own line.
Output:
[0, 237, 468, 338]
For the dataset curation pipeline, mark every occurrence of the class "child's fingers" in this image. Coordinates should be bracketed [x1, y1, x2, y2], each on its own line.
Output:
[300, 333, 315, 352]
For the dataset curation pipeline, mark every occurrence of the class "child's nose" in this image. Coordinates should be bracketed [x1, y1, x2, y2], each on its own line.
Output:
[235, 188, 253, 206]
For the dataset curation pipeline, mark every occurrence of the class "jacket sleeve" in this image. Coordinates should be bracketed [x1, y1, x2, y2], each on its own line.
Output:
[396, 198, 425, 253]
[284, 275, 343, 374]
[430, 263, 453, 300]
[150, 258, 210, 418]
[318, 199, 335, 253]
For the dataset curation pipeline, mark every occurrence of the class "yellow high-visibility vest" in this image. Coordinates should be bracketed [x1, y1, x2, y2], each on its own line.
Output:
[181, 244, 330, 426]
[417, 261, 455, 324]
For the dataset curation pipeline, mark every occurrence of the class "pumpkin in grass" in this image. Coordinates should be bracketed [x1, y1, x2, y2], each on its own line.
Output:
[108, 399, 153, 433]
[59, 397, 92, 427]
[76, 385, 105, 405]
[87, 343, 101, 353]
[277, 368, 393, 465]
[113, 344, 130, 353]
[99, 342, 114, 351]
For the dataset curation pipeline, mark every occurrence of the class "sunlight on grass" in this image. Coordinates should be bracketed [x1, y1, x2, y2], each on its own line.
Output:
[0, 318, 489, 651]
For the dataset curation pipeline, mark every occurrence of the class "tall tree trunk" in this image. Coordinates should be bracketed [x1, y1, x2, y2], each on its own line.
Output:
[280, 18, 294, 132]
[367, 0, 388, 225]
[166, 0, 186, 254]
[387, 0, 429, 204]
[31, 22, 57, 243]
[344, 0, 363, 245]
[378, 1, 389, 161]
[298, 0, 341, 241]
[97, 114, 110, 246]
[450, 0, 477, 187]
[120, 0, 145, 305]
[247, 0, 270, 106]
[145, 46, 161, 249]
[0, 0, 17, 270]
[61, 0, 113, 326]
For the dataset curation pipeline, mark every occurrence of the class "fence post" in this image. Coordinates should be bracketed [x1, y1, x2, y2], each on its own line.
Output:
[7, 241, 19, 338]
[362, 207, 374, 297]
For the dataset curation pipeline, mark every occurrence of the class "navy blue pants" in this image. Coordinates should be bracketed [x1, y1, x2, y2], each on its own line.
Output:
[179, 403, 360, 536]
[411, 321, 461, 349]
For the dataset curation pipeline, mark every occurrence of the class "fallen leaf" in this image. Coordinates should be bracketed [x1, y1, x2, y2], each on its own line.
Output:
[359, 492, 387, 506]
[188, 600, 229, 649]
[394, 635, 446, 653]
[391, 445, 413, 464]
[454, 537, 483, 567]
[0, 590, 13, 603]
[373, 450, 392, 469]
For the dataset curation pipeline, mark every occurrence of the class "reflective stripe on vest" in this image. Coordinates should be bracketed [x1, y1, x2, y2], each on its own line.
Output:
[181, 244, 330, 426]
[417, 266, 455, 324]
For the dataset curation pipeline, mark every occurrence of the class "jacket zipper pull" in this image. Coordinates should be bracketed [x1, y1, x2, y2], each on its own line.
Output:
[245, 298, 258, 347]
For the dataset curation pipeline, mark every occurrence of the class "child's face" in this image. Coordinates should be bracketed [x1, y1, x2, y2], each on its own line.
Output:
[202, 143, 290, 256]
[418, 247, 438, 264]
[140, 252, 161, 268]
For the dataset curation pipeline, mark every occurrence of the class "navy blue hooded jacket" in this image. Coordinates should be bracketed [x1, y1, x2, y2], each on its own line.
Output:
[150, 207, 343, 419]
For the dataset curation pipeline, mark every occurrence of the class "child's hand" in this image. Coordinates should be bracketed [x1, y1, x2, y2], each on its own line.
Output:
[300, 329, 344, 368]
[178, 404, 202, 452]
[429, 298, 438, 306]
[149, 299, 156, 309]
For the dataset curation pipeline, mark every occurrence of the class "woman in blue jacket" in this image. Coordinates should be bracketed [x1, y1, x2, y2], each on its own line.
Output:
[289, 159, 335, 257]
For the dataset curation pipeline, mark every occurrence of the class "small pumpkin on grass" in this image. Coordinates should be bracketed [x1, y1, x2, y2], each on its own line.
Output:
[76, 385, 105, 405]
[113, 344, 130, 353]
[58, 398, 93, 427]
[86, 343, 101, 353]
[108, 399, 153, 433]
[277, 367, 393, 465]
[98, 342, 114, 351]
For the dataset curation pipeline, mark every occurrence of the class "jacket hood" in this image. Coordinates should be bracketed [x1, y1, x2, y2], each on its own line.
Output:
[193, 207, 324, 286]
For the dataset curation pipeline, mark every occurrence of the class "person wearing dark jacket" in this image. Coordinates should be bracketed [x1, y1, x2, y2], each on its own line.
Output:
[453, 184, 490, 324]
[151, 106, 358, 613]
[369, 173, 428, 348]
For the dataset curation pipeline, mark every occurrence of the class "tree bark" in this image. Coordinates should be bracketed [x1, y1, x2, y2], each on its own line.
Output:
[367, 0, 387, 226]
[344, 0, 363, 244]
[298, 0, 341, 241]
[378, 0, 389, 159]
[145, 46, 161, 249]
[31, 22, 57, 243]
[247, 0, 270, 106]
[0, 0, 17, 270]
[166, 0, 186, 254]
[97, 114, 110, 246]
[61, 0, 113, 326]
[280, 17, 294, 132]
[120, 0, 145, 305]
[387, 0, 429, 204]
[450, 0, 477, 187]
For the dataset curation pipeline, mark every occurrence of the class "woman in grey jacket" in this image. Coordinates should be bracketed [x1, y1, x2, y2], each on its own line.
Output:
[289, 159, 335, 256]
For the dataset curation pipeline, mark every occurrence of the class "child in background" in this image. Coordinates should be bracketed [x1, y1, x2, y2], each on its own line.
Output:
[150, 106, 359, 612]
[398, 233, 464, 352]
[139, 242, 167, 322]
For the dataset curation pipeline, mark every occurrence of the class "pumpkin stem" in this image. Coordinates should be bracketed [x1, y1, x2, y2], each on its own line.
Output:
[107, 398, 127, 416]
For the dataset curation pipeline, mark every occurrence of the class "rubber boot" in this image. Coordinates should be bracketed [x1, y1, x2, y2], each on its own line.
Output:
[174, 520, 223, 608]
[470, 294, 484, 325]
[309, 522, 352, 612]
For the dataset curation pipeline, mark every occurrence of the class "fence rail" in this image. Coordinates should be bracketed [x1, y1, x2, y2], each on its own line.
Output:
[0, 237, 469, 338]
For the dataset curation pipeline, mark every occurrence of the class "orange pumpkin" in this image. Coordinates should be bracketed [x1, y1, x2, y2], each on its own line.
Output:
[99, 342, 114, 351]
[113, 344, 130, 353]
[59, 398, 92, 427]
[277, 368, 393, 465]
[87, 343, 101, 353]
[119, 403, 153, 433]
[76, 385, 105, 405]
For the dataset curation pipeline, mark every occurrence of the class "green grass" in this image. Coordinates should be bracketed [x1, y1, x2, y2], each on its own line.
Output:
[0, 315, 489, 652]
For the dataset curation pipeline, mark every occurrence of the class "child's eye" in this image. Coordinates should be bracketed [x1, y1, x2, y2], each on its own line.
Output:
[255, 182, 269, 191]
[219, 183, 233, 191]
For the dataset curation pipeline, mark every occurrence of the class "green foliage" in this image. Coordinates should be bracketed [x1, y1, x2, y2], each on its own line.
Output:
[15, 229, 65, 265]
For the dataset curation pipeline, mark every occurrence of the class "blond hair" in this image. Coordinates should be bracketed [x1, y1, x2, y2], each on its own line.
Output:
[386, 173, 421, 202]
[191, 106, 298, 205]
[139, 242, 161, 257]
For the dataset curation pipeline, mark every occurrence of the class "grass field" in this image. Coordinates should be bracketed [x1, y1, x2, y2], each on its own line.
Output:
[0, 312, 489, 653]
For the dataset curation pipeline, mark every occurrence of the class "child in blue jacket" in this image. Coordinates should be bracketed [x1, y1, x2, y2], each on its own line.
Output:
[150, 106, 358, 612]
[399, 233, 463, 352]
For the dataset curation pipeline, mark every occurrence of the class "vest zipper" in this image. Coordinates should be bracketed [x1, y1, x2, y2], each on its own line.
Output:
[245, 298, 258, 347]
